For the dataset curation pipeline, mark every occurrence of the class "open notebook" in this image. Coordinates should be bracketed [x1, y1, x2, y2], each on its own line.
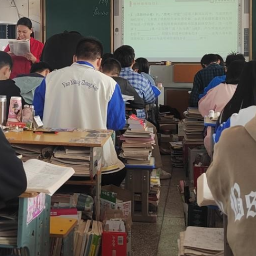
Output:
[24, 159, 75, 195]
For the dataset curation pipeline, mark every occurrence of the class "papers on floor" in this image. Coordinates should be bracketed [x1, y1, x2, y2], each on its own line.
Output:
[170, 141, 184, 168]
[24, 159, 75, 195]
[8, 39, 30, 56]
[178, 227, 224, 256]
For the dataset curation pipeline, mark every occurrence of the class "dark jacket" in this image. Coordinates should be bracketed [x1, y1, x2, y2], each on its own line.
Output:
[112, 76, 144, 109]
[0, 79, 26, 118]
[0, 130, 27, 208]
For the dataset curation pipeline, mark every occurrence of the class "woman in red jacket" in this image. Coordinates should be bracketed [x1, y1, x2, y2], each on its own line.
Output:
[4, 17, 44, 79]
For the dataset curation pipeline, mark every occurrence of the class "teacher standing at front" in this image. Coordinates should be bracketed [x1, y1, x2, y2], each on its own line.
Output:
[4, 17, 44, 79]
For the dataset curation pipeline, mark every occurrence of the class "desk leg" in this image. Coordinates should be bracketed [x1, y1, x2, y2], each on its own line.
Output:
[91, 147, 103, 221]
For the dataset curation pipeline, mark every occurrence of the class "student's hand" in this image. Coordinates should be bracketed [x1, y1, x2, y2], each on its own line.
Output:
[24, 53, 37, 63]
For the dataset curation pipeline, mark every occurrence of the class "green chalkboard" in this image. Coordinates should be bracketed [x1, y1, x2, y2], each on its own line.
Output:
[45, 0, 112, 53]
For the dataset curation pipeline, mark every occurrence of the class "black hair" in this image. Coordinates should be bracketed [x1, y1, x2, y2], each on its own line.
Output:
[75, 37, 103, 61]
[200, 54, 209, 68]
[225, 60, 245, 84]
[216, 54, 224, 67]
[200, 54, 218, 68]
[0, 51, 13, 70]
[132, 62, 139, 71]
[30, 62, 53, 73]
[17, 17, 34, 38]
[101, 58, 121, 76]
[102, 53, 114, 65]
[113, 45, 135, 68]
[225, 53, 245, 69]
[135, 57, 150, 74]
[219, 61, 256, 123]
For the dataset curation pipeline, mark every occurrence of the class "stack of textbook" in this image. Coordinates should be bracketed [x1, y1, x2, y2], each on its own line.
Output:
[120, 115, 155, 166]
[51, 147, 90, 176]
[148, 169, 161, 213]
[50, 220, 102, 256]
[169, 141, 184, 168]
[183, 108, 204, 143]
[178, 227, 224, 256]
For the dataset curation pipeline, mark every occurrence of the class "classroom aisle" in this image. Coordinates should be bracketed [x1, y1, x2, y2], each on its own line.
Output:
[131, 155, 186, 256]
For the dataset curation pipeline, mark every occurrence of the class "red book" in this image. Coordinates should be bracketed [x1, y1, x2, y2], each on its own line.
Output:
[102, 232, 127, 256]
[50, 208, 77, 217]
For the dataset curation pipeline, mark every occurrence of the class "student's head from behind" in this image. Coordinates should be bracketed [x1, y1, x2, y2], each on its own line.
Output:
[102, 53, 114, 64]
[225, 60, 245, 85]
[30, 62, 52, 77]
[74, 37, 103, 70]
[216, 54, 224, 67]
[132, 62, 139, 73]
[0, 51, 12, 80]
[113, 45, 135, 68]
[225, 53, 245, 70]
[101, 58, 121, 77]
[17, 17, 34, 40]
[220, 61, 256, 123]
[135, 58, 150, 74]
[200, 54, 218, 68]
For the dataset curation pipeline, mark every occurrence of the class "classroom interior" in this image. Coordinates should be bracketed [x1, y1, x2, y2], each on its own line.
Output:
[0, 0, 256, 256]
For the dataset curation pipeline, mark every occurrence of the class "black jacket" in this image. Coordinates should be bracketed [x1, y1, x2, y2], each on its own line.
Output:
[0, 79, 26, 118]
[0, 130, 27, 208]
[112, 77, 144, 109]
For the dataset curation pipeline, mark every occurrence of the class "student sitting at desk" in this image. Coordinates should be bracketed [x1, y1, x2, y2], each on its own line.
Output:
[199, 53, 245, 100]
[189, 54, 225, 107]
[33, 37, 126, 186]
[132, 57, 161, 98]
[14, 62, 52, 104]
[207, 113, 256, 256]
[0, 51, 25, 117]
[101, 57, 144, 110]
[0, 129, 27, 208]
[198, 60, 245, 155]
[114, 45, 155, 119]
[215, 61, 256, 143]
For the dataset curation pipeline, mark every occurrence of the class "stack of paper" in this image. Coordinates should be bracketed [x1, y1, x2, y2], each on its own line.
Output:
[120, 115, 155, 166]
[51, 147, 90, 176]
[178, 227, 224, 256]
[9, 39, 30, 56]
[183, 108, 204, 143]
[169, 141, 184, 168]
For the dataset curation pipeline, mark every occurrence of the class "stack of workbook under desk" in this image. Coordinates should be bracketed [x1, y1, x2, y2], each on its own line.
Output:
[178, 226, 224, 256]
[183, 108, 204, 143]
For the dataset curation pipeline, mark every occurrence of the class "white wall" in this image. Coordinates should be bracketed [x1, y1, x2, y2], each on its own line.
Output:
[0, 0, 41, 40]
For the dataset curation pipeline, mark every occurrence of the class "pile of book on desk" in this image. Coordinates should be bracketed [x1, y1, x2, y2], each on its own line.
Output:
[120, 115, 155, 166]
[169, 141, 184, 168]
[178, 227, 224, 256]
[183, 108, 204, 143]
[148, 169, 161, 214]
[51, 147, 90, 176]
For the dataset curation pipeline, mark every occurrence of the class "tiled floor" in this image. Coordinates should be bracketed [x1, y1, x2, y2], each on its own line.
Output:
[131, 155, 186, 256]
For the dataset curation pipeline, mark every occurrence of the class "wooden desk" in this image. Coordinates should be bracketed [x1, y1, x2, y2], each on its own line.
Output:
[5, 130, 113, 221]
